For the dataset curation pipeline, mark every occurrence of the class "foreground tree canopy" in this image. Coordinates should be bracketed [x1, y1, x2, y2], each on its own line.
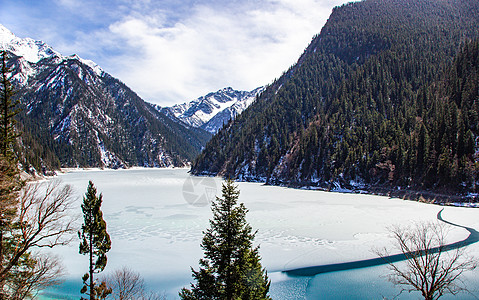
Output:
[180, 180, 271, 300]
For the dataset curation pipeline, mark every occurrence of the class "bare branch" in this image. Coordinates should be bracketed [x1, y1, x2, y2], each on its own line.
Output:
[376, 221, 477, 300]
[103, 266, 167, 300]
[5, 252, 66, 299]
[0, 179, 78, 283]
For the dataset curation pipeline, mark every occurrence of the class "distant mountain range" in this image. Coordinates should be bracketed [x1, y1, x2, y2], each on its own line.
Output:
[191, 0, 479, 198]
[1, 24, 211, 171]
[158, 86, 263, 133]
[0, 24, 265, 172]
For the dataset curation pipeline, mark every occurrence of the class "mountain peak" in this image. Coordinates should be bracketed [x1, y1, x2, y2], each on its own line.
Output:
[221, 87, 234, 92]
[161, 87, 263, 133]
[0, 24, 16, 44]
[0, 24, 60, 63]
[0, 24, 104, 76]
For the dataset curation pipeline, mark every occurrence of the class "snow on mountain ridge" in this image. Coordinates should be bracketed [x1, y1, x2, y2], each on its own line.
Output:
[0, 24, 16, 43]
[0, 24, 104, 76]
[161, 86, 264, 133]
[67, 54, 104, 76]
[0, 24, 60, 63]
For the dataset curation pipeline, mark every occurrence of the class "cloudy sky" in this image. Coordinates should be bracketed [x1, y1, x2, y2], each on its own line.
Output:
[1, 0, 352, 106]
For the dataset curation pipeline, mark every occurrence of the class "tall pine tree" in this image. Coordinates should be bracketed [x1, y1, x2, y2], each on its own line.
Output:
[180, 179, 271, 300]
[0, 50, 23, 297]
[79, 181, 111, 300]
[0, 51, 19, 160]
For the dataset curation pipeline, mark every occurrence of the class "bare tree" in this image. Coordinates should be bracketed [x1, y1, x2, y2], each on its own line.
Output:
[376, 221, 477, 300]
[103, 266, 166, 300]
[6, 253, 65, 299]
[105, 267, 145, 300]
[0, 179, 77, 297]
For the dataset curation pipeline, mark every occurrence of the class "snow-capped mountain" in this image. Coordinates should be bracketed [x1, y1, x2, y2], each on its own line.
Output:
[0, 25, 103, 80]
[160, 87, 264, 133]
[0, 24, 210, 171]
[0, 24, 61, 64]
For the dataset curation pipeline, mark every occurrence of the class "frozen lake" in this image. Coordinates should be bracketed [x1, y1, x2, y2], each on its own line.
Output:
[39, 168, 479, 299]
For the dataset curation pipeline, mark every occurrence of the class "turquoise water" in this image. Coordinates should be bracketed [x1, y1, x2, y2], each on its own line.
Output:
[40, 267, 479, 299]
[37, 168, 479, 299]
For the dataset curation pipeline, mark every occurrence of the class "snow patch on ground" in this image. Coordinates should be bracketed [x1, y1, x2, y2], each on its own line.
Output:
[445, 202, 479, 208]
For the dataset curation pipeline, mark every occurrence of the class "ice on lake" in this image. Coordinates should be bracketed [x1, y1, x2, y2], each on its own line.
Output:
[39, 168, 479, 299]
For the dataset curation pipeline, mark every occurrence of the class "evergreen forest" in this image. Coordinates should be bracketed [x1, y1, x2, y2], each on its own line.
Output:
[192, 0, 479, 198]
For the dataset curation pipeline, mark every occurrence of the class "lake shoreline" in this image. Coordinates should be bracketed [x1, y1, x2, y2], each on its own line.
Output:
[191, 168, 479, 205]
[46, 166, 479, 207]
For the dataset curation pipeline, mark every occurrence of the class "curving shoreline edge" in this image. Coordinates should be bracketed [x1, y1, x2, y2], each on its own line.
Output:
[283, 209, 479, 277]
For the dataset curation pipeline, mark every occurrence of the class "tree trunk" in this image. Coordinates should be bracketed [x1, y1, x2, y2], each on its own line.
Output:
[90, 225, 94, 300]
[0, 228, 3, 296]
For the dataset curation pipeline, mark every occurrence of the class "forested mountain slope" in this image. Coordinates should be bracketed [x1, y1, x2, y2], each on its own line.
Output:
[191, 0, 479, 196]
[1, 25, 211, 172]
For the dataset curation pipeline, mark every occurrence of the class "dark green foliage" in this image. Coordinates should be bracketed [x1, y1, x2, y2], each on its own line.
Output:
[0, 50, 22, 227]
[180, 180, 271, 300]
[192, 0, 479, 194]
[0, 51, 24, 297]
[79, 181, 111, 300]
[0, 51, 20, 161]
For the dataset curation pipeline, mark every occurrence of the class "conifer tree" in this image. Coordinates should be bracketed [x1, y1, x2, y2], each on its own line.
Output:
[0, 50, 23, 297]
[79, 181, 112, 300]
[180, 179, 271, 300]
[0, 51, 19, 160]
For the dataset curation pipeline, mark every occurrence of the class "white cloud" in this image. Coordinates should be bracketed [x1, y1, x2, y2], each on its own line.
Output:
[55, 0, 79, 8]
[93, 0, 352, 106]
[3, 0, 354, 106]
[8, 0, 350, 106]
